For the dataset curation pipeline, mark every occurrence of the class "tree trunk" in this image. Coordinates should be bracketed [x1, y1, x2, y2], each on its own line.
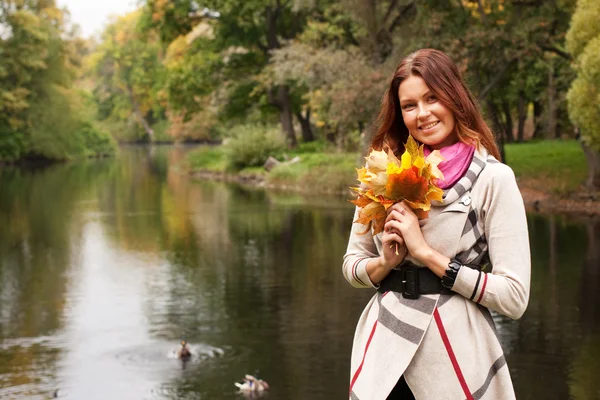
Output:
[487, 100, 506, 162]
[126, 85, 154, 141]
[266, 2, 298, 148]
[295, 108, 314, 143]
[502, 101, 514, 143]
[517, 92, 526, 143]
[533, 100, 543, 139]
[546, 63, 558, 139]
[278, 85, 297, 148]
[581, 141, 600, 190]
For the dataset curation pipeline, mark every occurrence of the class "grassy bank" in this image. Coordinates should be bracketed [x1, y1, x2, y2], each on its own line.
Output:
[186, 139, 590, 197]
[504, 139, 588, 195]
[185, 142, 359, 194]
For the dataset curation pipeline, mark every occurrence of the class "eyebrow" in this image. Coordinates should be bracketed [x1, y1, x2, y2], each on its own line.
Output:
[399, 90, 433, 104]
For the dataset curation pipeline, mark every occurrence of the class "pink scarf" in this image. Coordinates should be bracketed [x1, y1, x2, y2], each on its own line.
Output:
[424, 141, 475, 189]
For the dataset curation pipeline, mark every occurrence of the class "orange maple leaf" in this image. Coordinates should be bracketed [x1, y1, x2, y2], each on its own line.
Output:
[385, 166, 429, 202]
[349, 194, 372, 208]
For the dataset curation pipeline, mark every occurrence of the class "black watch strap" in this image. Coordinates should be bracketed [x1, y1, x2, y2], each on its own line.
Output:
[441, 258, 462, 289]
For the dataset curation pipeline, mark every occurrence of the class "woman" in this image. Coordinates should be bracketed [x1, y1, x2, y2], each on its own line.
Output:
[343, 49, 530, 400]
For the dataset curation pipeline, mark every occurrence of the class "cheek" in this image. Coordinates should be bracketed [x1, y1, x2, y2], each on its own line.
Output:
[436, 106, 455, 126]
[401, 111, 415, 127]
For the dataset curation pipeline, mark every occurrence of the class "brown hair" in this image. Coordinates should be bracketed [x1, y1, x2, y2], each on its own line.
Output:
[371, 49, 501, 160]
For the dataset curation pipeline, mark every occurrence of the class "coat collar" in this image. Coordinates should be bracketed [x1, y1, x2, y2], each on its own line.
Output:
[434, 147, 490, 206]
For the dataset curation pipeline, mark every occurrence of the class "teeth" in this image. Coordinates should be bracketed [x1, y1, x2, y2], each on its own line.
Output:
[421, 121, 439, 130]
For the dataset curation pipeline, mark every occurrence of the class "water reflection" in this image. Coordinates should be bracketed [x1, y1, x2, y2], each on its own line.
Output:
[0, 146, 599, 399]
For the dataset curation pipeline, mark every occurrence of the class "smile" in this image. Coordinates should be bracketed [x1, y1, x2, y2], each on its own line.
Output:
[419, 121, 439, 130]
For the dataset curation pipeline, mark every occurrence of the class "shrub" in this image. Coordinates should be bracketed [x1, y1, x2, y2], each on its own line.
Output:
[76, 121, 117, 157]
[224, 124, 286, 169]
[186, 146, 227, 171]
[566, 0, 600, 152]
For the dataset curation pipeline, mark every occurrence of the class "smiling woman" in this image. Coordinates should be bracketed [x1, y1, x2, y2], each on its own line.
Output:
[342, 49, 531, 400]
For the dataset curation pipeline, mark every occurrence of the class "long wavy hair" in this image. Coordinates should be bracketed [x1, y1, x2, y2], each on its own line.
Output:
[371, 49, 501, 160]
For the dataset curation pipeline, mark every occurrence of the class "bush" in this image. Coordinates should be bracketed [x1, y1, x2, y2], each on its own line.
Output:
[76, 121, 117, 157]
[186, 146, 227, 171]
[224, 124, 286, 169]
[267, 152, 359, 193]
[566, 0, 600, 153]
[0, 124, 25, 162]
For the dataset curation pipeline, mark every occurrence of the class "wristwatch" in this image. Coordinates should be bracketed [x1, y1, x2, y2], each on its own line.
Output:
[441, 258, 462, 289]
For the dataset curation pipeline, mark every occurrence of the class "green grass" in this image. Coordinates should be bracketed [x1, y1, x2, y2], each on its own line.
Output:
[185, 146, 228, 171]
[267, 152, 359, 193]
[505, 139, 587, 194]
[186, 139, 589, 198]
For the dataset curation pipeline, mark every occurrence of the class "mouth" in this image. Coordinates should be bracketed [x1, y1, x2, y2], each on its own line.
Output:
[419, 121, 439, 131]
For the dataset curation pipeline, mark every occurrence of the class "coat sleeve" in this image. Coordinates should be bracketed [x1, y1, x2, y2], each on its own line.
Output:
[342, 207, 380, 288]
[451, 164, 531, 319]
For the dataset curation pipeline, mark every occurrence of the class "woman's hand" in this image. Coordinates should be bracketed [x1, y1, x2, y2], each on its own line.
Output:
[385, 201, 432, 263]
[380, 222, 407, 269]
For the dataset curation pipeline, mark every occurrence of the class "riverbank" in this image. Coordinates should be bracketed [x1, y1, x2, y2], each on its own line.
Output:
[186, 140, 600, 216]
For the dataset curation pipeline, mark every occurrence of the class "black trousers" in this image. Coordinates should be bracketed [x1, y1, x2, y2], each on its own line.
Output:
[386, 375, 416, 400]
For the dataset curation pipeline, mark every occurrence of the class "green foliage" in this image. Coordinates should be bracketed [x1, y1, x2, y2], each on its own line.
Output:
[139, 0, 198, 44]
[87, 10, 167, 142]
[566, 0, 600, 152]
[566, 0, 598, 59]
[224, 124, 286, 169]
[0, 124, 26, 162]
[267, 152, 359, 193]
[185, 146, 228, 171]
[75, 122, 117, 157]
[0, 0, 115, 162]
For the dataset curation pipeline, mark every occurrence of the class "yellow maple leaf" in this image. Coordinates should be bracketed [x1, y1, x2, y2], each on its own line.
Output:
[365, 149, 388, 172]
[370, 171, 388, 196]
[425, 150, 445, 180]
[401, 151, 412, 170]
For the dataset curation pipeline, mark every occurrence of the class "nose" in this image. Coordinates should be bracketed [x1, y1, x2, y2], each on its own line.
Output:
[417, 103, 431, 121]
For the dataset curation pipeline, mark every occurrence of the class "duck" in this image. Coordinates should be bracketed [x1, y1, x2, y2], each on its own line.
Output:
[234, 374, 270, 393]
[176, 340, 192, 360]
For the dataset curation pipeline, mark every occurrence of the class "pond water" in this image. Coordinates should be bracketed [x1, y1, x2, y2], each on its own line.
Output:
[0, 146, 598, 400]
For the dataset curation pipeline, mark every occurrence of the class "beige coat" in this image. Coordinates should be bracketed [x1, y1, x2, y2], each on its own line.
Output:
[343, 148, 530, 400]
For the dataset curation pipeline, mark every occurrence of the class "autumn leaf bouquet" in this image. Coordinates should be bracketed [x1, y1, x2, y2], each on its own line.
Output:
[350, 136, 445, 238]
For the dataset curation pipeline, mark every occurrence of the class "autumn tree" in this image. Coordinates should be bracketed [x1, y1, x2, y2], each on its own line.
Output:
[0, 0, 114, 161]
[89, 11, 166, 141]
[566, 0, 600, 189]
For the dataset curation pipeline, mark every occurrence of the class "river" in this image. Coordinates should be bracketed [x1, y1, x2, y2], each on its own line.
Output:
[0, 146, 598, 400]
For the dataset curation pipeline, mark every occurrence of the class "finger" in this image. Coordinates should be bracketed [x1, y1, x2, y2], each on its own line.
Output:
[383, 233, 403, 245]
[385, 209, 405, 223]
[400, 201, 417, 217]
[388, 202, 406, 214]
[384, 220, 403, 234]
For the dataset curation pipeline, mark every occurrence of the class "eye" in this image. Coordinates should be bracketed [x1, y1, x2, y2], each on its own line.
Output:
[427, 95, 437, 102]
[402, 103, 415, 110]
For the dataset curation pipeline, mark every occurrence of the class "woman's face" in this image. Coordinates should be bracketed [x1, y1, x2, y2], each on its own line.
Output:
[398, 74, 457, 150]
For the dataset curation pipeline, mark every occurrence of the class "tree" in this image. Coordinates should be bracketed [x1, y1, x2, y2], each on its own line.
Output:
[89, 11, 166, 141]
[566, 0, 600, 189]
[0, 0, 114, 161]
